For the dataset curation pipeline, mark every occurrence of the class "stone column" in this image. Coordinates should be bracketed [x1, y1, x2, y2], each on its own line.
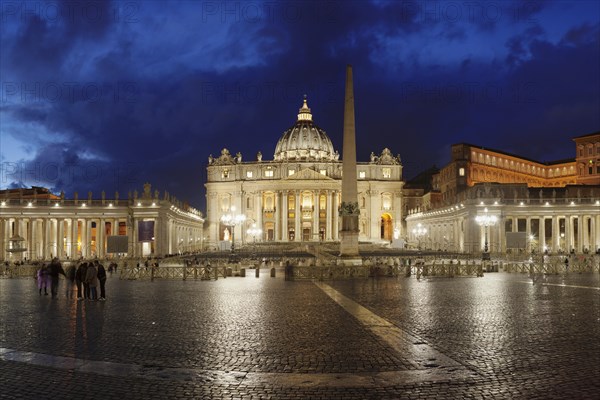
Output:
[274, 191, 280, 241]
[133, 219, 139, 257]
[64, 219, 71, 259]
[582, 215, 589, 252]
[313, 191, 319, 241]
[98, 218, 105, 258]
[566, 216, 573, 252]
[112, 218, 119, 236]
[57, 218, 64, 259]
[282, 190, 288, 241]
[26, 218, 33, 261]
[72, 218, 79, 259]
[577, 215, 584, 253]
[339, 64, 360, 258]
[294, 191, 301, 242]
[81, 219, 89, 258]
[555, 216, 561, 251]
[333, 191, 339, 241]
[326, 190, 332, 241]
[590, 215, 600, 252]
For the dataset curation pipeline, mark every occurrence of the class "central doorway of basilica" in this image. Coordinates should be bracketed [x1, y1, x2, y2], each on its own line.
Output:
[302, 222, 311, 241]
[381, 213, 393, 241]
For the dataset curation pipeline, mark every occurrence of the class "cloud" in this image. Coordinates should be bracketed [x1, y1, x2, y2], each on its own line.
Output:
[0, 0, 598, 211]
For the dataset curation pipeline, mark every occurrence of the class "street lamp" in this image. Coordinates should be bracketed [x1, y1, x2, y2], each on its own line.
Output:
[475, 208, 497, 260]
[247, 223, 262, 244]
[247, 223, 262, 260]
[412, 223, 427, 250]
[220, 206, 246, 255]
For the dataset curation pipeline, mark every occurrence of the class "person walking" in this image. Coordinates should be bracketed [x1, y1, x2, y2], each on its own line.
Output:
[96, 260, 107, 301]
[47, 258, 66, 299]
[85, 262, 98, 301]
[65, 263, 76, 299]
[37, 264, 49, 295]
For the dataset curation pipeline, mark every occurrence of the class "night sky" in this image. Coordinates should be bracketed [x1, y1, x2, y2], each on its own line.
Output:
[1, 1, 599, 211]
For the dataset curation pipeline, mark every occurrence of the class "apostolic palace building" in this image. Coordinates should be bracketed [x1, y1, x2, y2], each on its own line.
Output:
[405, 132, 600, 254]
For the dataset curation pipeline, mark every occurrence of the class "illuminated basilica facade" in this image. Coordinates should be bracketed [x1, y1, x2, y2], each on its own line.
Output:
[205, 99, 404, 248]
[406, 132, 600, 254]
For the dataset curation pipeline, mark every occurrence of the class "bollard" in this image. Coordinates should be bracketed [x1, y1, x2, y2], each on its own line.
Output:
[404, 264, 411, 277]
[240, 268, 246, 277]
[271, 267, 276, 277]
[150, 265, 155, 282]
[255, 266, 260, 278]
[183, 264, 187, 281]
[226, 267, 232, 277]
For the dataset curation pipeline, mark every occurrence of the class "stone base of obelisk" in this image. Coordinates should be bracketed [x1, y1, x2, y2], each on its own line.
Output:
[338, 230, 362, 265]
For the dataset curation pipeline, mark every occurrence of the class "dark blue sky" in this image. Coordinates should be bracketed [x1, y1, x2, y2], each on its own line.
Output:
[1, 0, 599, 210]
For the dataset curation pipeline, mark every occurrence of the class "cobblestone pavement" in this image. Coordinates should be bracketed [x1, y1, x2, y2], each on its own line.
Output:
[1, 270, 599, 399]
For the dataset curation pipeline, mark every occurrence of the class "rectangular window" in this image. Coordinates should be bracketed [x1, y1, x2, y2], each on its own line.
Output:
[459, 167, 465, 176]
[246, 171, 253, 178]
[382, 168, 391, 178]
[359, 171, 366, 179]
[288, 169, 295, 176]
[265, 170, 273, 177]
[588, 148, 593, 155]
[319, 169, 327, 176]
[222, 169, 229, 178]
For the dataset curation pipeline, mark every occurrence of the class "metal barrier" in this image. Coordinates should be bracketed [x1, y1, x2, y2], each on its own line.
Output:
[502, 255, 600, 275]
[288, 265, 370, 281]
[0, 264, 38, 279]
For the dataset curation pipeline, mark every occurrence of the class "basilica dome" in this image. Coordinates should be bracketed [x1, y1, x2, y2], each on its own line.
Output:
[274, 98, 338, 161]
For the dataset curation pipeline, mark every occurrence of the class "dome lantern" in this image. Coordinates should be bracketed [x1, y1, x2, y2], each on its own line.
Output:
[274, 97, 337, 162]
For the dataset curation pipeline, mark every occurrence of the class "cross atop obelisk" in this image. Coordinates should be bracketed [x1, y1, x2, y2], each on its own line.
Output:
[339, 65, 360, 260]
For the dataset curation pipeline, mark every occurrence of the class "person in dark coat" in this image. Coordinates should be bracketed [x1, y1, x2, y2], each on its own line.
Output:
[47, 258, 66, 299]
[65, 263, 76, 299]
[77, 262, 90, 300]
[95, 260, 107, 301]
[85, 262, 98, 301]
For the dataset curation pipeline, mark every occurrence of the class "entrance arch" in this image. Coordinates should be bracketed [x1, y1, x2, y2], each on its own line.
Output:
[381, 213, 393, 241]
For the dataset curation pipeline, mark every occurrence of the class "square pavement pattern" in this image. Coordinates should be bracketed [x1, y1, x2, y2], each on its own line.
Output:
[1, 270, 599, 399]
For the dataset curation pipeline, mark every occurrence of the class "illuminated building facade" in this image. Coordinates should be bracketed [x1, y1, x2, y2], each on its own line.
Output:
[205, 99, 404, 248]
[406, 132, 600, 253]
[0, 184, 204, 262]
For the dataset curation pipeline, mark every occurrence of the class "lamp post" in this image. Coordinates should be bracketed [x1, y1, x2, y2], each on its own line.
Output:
[475, 208, 497, 260]
[412, 223, 427, 250]
[220, 206, 246, 255]
[247, 223, 262, 244]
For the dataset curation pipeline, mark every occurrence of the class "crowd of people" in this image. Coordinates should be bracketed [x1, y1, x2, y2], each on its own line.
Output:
[36, 259, 109, 301]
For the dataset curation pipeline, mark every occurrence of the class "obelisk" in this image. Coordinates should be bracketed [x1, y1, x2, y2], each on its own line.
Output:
[339, 65, 360, 261]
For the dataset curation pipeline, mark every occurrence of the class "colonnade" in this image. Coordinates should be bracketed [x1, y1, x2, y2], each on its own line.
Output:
[1, 216, 205, 261]
[0, 216, 124, 261]
[409, 211, 600, 254]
